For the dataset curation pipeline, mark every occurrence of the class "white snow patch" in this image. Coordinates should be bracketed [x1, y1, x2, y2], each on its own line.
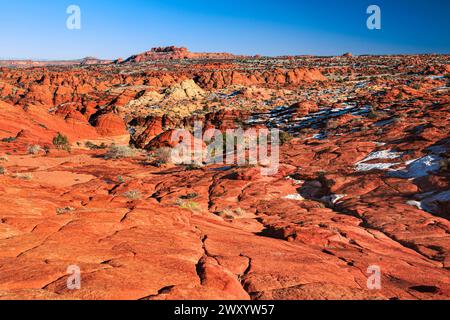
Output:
[375, 142, 387, 147]
[406, 200, 423, 210]
[355, 150, 403, 172]
[359, 150, 403, 162]
[356, 163, 401, 172]
[321, 194, 347, 206]
[284, 194, 305, 201]
[389, 155, 442, 179]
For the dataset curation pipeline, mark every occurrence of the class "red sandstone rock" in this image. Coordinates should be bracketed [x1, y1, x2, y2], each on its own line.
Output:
[93, 113, 128, 136]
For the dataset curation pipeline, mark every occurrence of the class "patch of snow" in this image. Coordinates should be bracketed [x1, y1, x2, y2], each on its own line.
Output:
[355, 150, 403, 172]
[356, 162, 401, 172]
[406, 200, 423, 210]
[389, 155, 442, 179]
[312, 133, 328, 140]
[286, 176, 304, 185]
[359, 150, 403, 162]
[320, 194, 347, 206]
[330, 194, 346, 204]
[284, 194, 305, 201]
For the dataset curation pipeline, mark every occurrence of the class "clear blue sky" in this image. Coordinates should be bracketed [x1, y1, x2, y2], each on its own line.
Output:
[0, 0, 448, 59]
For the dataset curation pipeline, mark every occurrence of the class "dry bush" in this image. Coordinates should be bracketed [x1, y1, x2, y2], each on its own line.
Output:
[27, 145, 42, 155]
[105, 145, 136, 159]
[13, 172, 33, 180]
[56, 207, 75, 215]
[123, 190, 142, 200]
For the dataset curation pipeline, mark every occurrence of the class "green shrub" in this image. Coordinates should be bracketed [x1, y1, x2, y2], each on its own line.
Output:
[85, 141, 108, 150]
[53, 133, 71, 152]
[176, 199, 201, 212]
[1, 137, 16, 143]
[279, 131, 294, 145]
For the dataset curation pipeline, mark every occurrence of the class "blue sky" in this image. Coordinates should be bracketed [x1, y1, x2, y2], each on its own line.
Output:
[0, 0, 449, 59]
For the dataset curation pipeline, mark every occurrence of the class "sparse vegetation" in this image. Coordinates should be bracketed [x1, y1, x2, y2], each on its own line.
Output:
[123, 190, 142, 200]
[104, 145, 136, 159]
[179, 193, 199, 200]
[151, 147, 173, 166]
[1, 136, 16, 143]
[56, 207, 75, 215]
[85, 141, 108, 150]
[0, 167, 6, 175]
[0, 154, 8, 161]
[279, 131, 294, 145]
[183, 163, 203, 171]
[12, 172, 33, 180]
[53, 133, 71, 152]
[176, 199, 201, 212]
[440, 155, 450, 173]
[366, 106, 387, 120]
[27, 145, 42, 155]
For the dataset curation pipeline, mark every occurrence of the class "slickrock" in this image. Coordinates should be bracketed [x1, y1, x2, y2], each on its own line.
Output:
[0, 52, 449, 300]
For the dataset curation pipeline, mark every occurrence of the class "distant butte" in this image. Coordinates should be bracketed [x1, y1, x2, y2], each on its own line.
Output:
[121, 46, 243, 63]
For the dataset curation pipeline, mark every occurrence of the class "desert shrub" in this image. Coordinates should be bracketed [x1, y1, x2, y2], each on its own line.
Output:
[53, 133, 71, 152]
[216, 207, 245, 220]
[396, 92, 404, 100]
[176, 199, 201, 212]
[0, 167, 6, 175]
[104, 145, 136, 159]
[216, 209, 235, 220]
[13, 172, 33, 180]
[1, 136, 16, 143]
[0, 154, 8, 162]
[440, 155, 450, 173]
[85, 141, 108, 150]
[279, 131, 294, 145]
[367, 106, 389, 120]
[183, 163, 203, 171]
[123, 190, 142, 200]
[326, 119, 341, 130]
[179, 193, 199, 200]
[117, 175, 126, 184]
[152, 147, 173, 165]
[27, 145, 42, 155]
[56, 207, 75, 215]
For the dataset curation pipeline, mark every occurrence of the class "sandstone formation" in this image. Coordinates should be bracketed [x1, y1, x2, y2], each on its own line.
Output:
[0, 51, 448, 300]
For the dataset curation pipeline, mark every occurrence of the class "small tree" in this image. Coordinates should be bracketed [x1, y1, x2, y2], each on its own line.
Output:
[53, 133, 71, 152]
